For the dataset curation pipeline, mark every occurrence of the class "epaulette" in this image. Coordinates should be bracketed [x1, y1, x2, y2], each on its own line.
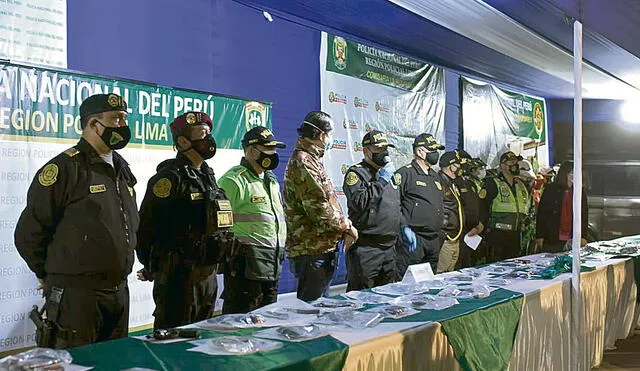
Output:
[354, 164, 362, 168]
[63, 147, 80, 157]
[404, 164, 412, 168]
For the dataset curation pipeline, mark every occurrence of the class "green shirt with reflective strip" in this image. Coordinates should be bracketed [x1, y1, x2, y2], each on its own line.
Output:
[218, 162, 287, 281]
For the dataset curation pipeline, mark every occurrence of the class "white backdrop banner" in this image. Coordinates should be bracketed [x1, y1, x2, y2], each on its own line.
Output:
[0, 62, 271, 352]
[462, 77, 549, 169]
[320, 33, 445, 209]
[0, 0, 67, 68]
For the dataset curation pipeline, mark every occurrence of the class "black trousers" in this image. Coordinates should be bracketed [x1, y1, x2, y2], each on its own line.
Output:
[289, 251, 337, 301]
[45, 283, 129, 349]
[486, 230, 522, 263]
[221, 256, 279, 314]
[395, 232, 442, 281]
[152, 272, 217, 330]
[457, 234, 490, 269]
[346, 244, 395, 291]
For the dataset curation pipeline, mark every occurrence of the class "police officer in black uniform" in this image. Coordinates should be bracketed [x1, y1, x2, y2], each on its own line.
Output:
[453, 151, 486, 269]
[343, 130, 401, 291]
[437, 150, 465, 273]
[14, 93, 139, 349]
[136, 111, 234, 330]
[395, 133, 445, 280]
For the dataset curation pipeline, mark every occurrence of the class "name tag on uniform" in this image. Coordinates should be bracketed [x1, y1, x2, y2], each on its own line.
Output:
[460, 187, 468, 193]
[190, 192, 204, 200]
[216, 199, 232, 211]
[251, 196, 267, 203]
[217, 211, 234, 227]
[89, 184, 106, 193]
[416, 181, 427, 187]
[495, 223, 513, 231]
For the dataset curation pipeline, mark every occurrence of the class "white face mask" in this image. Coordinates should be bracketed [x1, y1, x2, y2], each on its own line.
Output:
[475, 168, 487, 180]
[323, 132, 332, 150]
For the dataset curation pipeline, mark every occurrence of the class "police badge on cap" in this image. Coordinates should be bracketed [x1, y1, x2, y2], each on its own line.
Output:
[80, 94, 127, 120]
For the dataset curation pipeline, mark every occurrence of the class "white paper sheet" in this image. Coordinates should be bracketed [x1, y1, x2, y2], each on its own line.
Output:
[464, 233, 482, 250]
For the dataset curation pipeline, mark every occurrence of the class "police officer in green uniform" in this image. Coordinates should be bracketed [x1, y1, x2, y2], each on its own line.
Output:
[343, 130, 401, 291]
[217, 127, 287, 313]
[136, 111, 235, 330]
[394, 133, 445, 279]
[15, 94, 139, 348]
[479, 151, 529, 262]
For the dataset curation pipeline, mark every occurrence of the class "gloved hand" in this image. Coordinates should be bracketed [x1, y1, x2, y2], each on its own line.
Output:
[378, 162, 396, 183]
[402, 226, 417, 252]
[337, 239, 345, 252]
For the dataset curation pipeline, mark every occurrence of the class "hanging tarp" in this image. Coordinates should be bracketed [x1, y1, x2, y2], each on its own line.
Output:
[462, 77, 549, 169]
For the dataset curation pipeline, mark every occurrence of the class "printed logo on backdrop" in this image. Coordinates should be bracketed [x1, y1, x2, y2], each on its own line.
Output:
[333, 36, 348, 71]
[342, 118, 359, 129]
[335, 186, 345, 196]
[533, 102, 544, 135]
[331, 139, 347, 150]
[353, 142, 363, 152]
[353, 97, 369, 108]
[328, 91, 347, 104]
[375, 101, 390, 113]
[340, 164, 349, 174]
[244, 101, 267, 131]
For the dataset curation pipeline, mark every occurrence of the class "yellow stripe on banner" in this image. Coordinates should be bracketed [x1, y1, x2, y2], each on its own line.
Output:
[0, 134, 173, 150]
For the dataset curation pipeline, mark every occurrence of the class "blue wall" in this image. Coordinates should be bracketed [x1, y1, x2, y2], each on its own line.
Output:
[68, 0, 321, 292]
[66, 0, 550, 292]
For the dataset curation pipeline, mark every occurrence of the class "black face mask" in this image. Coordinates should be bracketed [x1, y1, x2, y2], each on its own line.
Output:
[255, 149, 279, 170]
[425, 151, 440, 165]
[508, 164, 520, 176]
[189, 134, 217, 160]
[95, 120, 131, 150]
[371, 150, 389, 167]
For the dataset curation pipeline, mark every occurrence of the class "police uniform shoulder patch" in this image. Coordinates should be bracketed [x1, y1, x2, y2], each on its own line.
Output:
[63, 147, 79, 157]
[38, 163, 58, 187]
[479, 189, 487, 199]
[152, 178, 172, 198]
[394, 173, 401, 184]
[434, 180, 442, 191]
[345, 171, 359, 186]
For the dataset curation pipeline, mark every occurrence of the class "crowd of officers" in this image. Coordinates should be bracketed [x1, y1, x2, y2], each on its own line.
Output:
[13, 94, 544, 349]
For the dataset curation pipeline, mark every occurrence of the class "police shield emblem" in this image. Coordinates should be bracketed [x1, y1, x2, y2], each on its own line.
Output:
[333, 36, 347, 70]
[533, 102, 544, 136]
[244, 101, 267, 131]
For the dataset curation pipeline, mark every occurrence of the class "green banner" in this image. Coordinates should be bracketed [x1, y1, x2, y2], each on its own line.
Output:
[0, 63, 272, 148]
[324, 34, 436, 91]
[499, 89, 546, 141]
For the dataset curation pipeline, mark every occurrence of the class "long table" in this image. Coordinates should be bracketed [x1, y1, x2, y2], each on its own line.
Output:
[67, 255, 640, 371]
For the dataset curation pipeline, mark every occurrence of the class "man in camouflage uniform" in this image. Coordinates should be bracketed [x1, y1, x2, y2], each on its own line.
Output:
[284, 111, 358, 301]
[136, 112, 234, 329]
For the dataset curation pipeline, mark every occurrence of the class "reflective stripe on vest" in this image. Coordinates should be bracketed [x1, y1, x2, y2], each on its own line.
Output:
[224, 166, 287, 248]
